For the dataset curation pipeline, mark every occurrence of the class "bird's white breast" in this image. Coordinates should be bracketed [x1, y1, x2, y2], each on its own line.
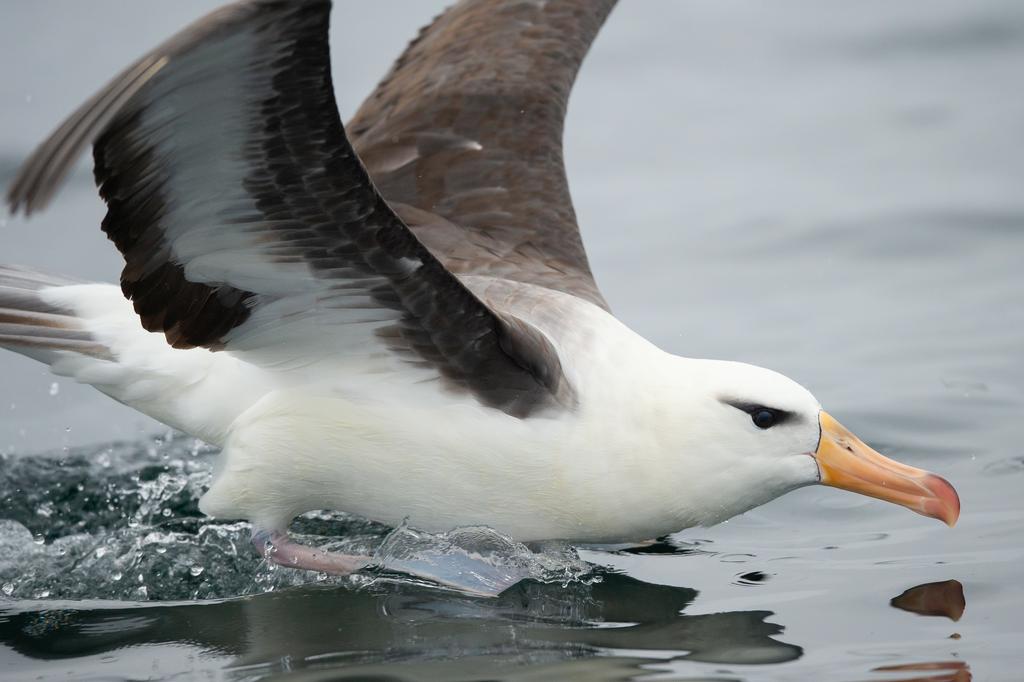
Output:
[198, 285, 715, 541]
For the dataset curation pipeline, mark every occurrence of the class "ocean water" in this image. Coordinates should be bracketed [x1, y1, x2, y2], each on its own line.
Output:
[1, 1, 1022, 680]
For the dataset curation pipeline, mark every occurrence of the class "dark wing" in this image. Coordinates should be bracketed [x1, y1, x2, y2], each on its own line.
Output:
[348, 0, 616, 311]
[5, 0, 572, 418]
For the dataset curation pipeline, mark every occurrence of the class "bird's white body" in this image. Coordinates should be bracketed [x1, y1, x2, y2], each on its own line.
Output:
[38, 279, 818, 541]
[2, 1, 957, 591]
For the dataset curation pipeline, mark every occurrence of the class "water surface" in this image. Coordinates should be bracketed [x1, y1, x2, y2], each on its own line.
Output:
[1, 1, 1022, 680]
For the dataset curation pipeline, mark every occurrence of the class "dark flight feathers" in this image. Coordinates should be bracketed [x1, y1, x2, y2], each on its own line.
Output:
[351, 0, 615, 311]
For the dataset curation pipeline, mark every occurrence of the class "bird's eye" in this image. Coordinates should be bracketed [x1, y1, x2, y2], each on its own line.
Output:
[720, 399, 794, 429]
[752, 409, 778, 429]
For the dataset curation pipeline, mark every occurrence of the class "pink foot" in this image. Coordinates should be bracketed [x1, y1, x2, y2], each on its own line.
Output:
[250, 528, 527, 597]
[252, 529, 370, 575]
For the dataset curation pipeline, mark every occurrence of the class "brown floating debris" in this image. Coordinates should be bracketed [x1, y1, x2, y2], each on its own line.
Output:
[890, 579, 966, 621]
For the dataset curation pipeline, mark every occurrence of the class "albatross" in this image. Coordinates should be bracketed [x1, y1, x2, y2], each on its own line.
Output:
[2, 0, 958, 591]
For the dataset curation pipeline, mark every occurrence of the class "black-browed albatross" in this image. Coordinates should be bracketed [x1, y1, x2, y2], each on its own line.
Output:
[2, 0, 958, 591]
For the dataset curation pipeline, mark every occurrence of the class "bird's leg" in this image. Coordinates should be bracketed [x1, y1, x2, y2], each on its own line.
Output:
[250, 527, 527, 597]
[251, 529, 370, 575]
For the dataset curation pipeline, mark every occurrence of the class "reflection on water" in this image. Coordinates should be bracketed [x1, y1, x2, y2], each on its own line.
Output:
[870, 661, 971, 682]
[0, 575, 800, 680]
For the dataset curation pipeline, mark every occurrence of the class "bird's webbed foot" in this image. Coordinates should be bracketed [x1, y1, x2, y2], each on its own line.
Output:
[251, 528, 528, 597]
[251, 529, 370, 575]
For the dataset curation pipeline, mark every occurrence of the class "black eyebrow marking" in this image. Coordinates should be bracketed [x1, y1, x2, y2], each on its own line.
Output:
[718, 398, 797, 424]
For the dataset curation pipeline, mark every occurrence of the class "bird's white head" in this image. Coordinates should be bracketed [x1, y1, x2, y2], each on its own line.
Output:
[648, 358, 959, 529]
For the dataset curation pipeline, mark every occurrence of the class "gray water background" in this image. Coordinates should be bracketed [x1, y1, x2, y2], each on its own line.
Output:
[1, 1, 1022, 680]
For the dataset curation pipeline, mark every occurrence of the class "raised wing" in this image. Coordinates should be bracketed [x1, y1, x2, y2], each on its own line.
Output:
[5, 0, 572, 417]
[349, 0, 616, 311]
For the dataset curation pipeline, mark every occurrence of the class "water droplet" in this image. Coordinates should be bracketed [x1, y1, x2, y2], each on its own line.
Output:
[94, 547, 108, 559]
[111, 571, 122, 582]
[1, 583, 13, 596]
[48, 382, 59, 396]
[189, 565, 204, 577]
[35, 590, 50, 599]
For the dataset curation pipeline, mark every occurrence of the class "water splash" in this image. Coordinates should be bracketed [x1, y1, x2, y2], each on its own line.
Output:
[367, 523, 595, 596]
[0, 434, 595, 600]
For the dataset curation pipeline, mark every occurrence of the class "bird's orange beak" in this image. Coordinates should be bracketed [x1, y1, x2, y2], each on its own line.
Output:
[814, 411, 960, 526]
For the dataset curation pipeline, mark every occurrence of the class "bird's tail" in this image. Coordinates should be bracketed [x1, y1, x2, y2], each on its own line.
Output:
[0, 264, 111, 364]
[0, 263, 259, 445]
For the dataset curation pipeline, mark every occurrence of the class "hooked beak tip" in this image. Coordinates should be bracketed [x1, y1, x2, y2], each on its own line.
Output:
[922, 473, 960, 527]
